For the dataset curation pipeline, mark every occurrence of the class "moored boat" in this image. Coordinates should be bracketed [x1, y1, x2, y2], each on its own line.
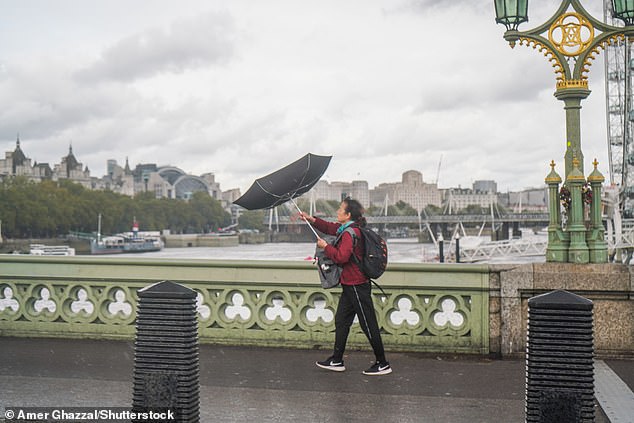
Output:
[91, 216, 163, 255]
[30, 244, 76, 256]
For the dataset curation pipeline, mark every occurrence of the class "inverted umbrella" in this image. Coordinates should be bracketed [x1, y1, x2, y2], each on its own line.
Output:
[234, 153, 332, 238]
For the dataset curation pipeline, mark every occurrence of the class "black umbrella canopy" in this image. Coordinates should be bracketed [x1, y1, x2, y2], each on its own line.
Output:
[234, 153, 332, 210]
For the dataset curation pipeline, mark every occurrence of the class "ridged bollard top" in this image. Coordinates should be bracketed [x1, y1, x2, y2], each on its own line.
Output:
[528, 289, 593, 310]
[138, 280, 196, 299]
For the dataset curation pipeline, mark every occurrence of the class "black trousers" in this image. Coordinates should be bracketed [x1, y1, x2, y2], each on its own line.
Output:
[332, 282, 386, 363]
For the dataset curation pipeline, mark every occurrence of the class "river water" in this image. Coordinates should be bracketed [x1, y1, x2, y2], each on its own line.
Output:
[112, 234, 547, 264]
[113, 239, 430, 262]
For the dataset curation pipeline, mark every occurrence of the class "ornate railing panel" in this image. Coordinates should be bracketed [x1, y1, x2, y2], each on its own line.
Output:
[0, 256, 490, 354]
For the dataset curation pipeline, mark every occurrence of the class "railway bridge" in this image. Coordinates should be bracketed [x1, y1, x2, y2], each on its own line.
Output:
[267, 213, 550, 241]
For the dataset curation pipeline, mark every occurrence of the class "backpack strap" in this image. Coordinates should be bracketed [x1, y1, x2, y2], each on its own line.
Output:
[343, 227, 388, 296]
[343, 227, 361, 266]
[343, 226, 357, 240]
[333, 227, 355, 246]
[370, 279, 388, 297]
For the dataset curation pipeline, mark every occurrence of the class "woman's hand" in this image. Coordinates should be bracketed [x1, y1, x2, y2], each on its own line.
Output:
[298, 212, 315, 223]
[316, 237, 328, 249]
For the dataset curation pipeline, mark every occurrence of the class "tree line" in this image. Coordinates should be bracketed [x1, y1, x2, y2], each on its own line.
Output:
[0, 177, 231, 239]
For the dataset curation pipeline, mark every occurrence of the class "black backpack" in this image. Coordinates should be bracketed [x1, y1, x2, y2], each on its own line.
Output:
[344, 226, 388, 279]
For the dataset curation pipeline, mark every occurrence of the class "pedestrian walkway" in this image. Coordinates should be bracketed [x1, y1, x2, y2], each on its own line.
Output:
[0, 337, 630, 422]
[595, 360, 634, 423]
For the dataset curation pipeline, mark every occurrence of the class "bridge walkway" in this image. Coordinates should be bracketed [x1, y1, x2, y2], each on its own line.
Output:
[0, 337, 627, 422]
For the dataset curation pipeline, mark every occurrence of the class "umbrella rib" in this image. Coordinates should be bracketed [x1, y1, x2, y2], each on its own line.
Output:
[255, 180, 295, 209]
[295, 154, 311, 195]
[235, 153, 330, 210]
[279, 154, 311, 201]
[255, 180, 285, 199]
[254, 159, 318, 203]
[286, 154, 323, 198]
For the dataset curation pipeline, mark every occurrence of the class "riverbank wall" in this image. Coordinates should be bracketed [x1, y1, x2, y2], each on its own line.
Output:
[162, 234, 239, 248]
[1, 232, 326, 253]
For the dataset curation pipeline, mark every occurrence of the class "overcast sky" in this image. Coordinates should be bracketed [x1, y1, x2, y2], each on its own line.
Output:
[0, 0, 612, 194]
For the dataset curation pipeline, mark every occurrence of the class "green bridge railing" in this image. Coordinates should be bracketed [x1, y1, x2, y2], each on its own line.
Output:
[0, 255, 490, 354]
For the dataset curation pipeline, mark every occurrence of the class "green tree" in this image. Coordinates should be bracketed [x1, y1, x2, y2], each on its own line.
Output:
[459, 204, 486, 215]
[238, 210, 266, 231]
[424, 205, 442, 216]
[0, 178, 231, 238]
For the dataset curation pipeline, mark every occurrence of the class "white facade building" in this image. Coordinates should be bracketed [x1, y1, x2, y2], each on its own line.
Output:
[52, 146, 92, 188]
[370, 170, 441, 210]
[310, 180, 370, 206]
[0, 137, 40, 181]
[0, 138, 90, 186]
[506, 187, 548, 212]
[309, 170, 441, 210]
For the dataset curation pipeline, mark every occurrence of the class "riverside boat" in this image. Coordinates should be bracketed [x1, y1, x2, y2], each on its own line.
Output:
[29, 244, 76, 256]
[91, 216, 163, 255]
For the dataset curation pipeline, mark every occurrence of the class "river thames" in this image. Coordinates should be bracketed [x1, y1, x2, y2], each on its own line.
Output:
[112, 234, 547, 264]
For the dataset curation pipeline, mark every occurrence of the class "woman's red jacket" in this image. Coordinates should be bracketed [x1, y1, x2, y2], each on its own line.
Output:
[312, 217, 367, 286]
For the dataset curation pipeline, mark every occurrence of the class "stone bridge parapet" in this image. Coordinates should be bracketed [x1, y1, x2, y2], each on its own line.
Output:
[0, 256, 631, 358]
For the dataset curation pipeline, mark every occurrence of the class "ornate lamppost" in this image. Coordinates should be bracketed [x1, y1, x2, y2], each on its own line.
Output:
[494, 0, 634, 263]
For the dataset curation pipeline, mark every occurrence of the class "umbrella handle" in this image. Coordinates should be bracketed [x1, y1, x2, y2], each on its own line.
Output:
[289, 198, 320, 240]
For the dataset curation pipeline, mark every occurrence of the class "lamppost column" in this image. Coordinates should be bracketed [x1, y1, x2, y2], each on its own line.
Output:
[493, 0, 634, 265]
[554, 88, 591, 178]
[545, 161, 568, 262]
[587, 159, 608, 263]
[566, 158, 589, 263]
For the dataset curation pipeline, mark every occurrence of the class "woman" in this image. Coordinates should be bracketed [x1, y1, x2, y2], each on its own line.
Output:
[300, 198, 392, 376]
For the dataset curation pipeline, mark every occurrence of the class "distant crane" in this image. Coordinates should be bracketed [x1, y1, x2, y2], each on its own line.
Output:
[435, 154, 443, 185]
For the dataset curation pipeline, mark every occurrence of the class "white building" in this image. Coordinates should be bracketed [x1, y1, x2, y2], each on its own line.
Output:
[310, 180, 370, 206]
[506, 187, 548, 212]
[0, 136, 39, 181]
[370, 170, 441, 210]
[52, 145, 92, 188]
[0, 139, 233, 208]
[473, 180, 497, 194]
[100, 158, 135, 196]
[0, 138, 90, 186]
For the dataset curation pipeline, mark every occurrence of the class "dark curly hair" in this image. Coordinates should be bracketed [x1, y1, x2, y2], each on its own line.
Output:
[342, 197, 367, 227]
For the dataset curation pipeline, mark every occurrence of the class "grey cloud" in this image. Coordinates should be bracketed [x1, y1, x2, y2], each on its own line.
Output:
[0, 65, 213, 172]
[75, 11, 237, 83]
[415, 61, 553, 113]
[388, 0, 487, 15]
[0, 63, 132, 139]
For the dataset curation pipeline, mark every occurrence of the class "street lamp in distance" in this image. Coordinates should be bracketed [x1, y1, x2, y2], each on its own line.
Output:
[492, 0, 634, 263]
[613, 0, 634, 25]
[494, 0, 528, 31]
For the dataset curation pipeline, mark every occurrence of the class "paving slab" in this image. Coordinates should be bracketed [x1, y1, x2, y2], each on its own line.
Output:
[0, 337, 627, 422]
[595, 360, 634, 423]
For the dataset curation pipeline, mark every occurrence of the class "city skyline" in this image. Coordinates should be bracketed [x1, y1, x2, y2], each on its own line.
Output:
[0, 1, 610, 194]
[1, 134, 549, 212]
[1, 137, 542, 195]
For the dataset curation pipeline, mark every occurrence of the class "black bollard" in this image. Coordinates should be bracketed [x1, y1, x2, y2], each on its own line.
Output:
[455, 235, 460, 263]
[438, 236, 444, 263]
[526, 290, 594, 423]
[132, 281, 200, 423]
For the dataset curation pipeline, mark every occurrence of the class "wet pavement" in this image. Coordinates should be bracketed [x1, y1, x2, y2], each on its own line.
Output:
[0, 337, 631, 422]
